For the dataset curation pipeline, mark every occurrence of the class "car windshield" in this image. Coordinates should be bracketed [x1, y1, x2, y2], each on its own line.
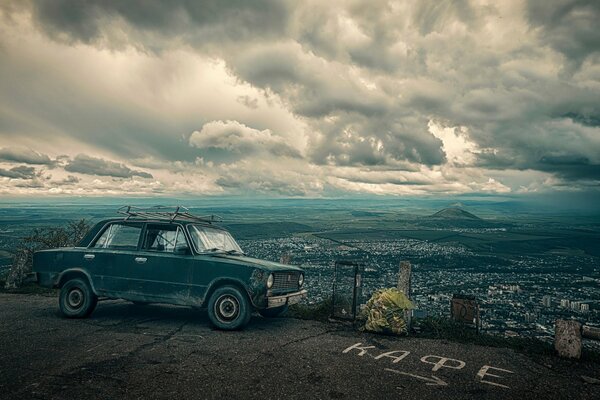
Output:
[188, 225, 243, 254]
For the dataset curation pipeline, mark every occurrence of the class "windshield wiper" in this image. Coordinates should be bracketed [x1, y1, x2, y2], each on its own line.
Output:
[225, 249, 243, 255]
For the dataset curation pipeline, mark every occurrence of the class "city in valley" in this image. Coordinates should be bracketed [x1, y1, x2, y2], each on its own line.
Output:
[1, 198, 598, 350]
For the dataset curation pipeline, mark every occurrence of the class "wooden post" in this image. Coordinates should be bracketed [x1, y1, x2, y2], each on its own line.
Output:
[397, 261, 411, 298]
[397, 261, 412, 331]
[554, 320, 582, 359]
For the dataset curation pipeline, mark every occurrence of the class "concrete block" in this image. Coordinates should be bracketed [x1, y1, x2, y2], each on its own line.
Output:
[554, 319, 582, 359]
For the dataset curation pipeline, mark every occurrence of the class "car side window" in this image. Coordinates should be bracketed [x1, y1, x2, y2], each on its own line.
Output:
[144, 225, 189, 253]
[93, 223, 142, 250]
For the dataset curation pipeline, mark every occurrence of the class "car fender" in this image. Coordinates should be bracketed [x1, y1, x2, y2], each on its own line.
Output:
[55, 268, 97, 294]
[203, 276, 264, 309]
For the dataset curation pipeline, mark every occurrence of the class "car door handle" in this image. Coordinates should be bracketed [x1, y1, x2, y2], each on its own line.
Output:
[135, 257, 147, 264]
[83, 254, 95, 260]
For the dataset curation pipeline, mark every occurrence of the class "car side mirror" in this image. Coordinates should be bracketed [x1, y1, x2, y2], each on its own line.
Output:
[174, 246, 191, 255]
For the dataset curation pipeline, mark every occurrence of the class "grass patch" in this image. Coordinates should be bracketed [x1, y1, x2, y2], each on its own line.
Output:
[288, 297, 332, 322]
[416, 316, 554, 356]
[0, 280, 56, 295]
[415, 316, 600, 364]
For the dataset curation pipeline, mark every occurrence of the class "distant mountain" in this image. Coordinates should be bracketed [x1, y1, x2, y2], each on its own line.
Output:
[427, 207, 481, 220]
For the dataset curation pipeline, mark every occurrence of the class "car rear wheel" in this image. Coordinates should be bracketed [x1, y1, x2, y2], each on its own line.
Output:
[259, 305, 288, 318]
[207, 286, 251, 330]
[59, 278, 97, 318]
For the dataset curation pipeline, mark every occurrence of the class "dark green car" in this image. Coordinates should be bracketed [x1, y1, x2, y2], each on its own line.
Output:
[32, 207, 307, 330]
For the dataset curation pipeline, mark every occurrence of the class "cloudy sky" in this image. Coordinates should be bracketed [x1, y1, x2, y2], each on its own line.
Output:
[0, 0, 598, 198]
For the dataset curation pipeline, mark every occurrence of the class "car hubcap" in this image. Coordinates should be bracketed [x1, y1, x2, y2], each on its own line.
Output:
[67, 288, 84, 309]
[215, 294, 239, 322]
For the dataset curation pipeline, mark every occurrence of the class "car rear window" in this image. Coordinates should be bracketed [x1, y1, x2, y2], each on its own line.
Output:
[93, 224, 141, 250]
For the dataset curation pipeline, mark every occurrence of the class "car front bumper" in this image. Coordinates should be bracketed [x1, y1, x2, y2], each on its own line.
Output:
[267, 289, 307, 308]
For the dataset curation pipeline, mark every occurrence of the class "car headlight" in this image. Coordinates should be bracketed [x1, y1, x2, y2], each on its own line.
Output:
[267, 273, 274, 289]
[298, 273, 304, 287]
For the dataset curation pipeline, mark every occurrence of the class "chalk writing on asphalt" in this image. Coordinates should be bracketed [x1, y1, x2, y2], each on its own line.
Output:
[385, 369, 448, 387]
[342, 342, 514, 389]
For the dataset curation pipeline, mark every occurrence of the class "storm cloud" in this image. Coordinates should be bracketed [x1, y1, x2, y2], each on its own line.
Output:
[64, 155, 153, 179]
[0, 165, 39, 179]
[0, 147, 54, 165]
[0, 1, 599, 197]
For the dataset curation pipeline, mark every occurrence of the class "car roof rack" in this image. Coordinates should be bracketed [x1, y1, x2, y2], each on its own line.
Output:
[117, 206, 222, 224]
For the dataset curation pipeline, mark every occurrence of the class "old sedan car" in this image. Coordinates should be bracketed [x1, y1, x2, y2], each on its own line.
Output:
[32, 206, 307, 330]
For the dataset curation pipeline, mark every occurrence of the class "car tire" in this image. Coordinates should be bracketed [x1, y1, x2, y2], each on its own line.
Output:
[207, 285, 251, 330]
[59, 278, 97, 318]
[259, 305, 288, 318]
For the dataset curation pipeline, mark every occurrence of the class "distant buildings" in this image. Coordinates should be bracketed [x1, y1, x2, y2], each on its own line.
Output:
[542, 295, 552, 308]
[581, 303, 590, 313]
[524, 312, 536, 323]
[242, 234, 599, 339]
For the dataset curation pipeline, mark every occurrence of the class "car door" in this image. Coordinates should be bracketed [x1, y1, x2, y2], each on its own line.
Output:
[134, 223, 194, 303]
[84, 221, 144, 297]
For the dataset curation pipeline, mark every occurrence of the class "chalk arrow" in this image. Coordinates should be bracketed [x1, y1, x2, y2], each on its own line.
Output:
[385, 368, 448, 387]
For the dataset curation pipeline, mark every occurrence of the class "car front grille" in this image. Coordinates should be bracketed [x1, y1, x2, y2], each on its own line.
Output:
[272, 271, 300, 293]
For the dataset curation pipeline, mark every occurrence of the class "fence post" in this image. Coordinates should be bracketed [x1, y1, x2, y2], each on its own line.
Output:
[397, 261, 412, 331]
[397, 261, 411, 298]
[554, 319, 582, 359]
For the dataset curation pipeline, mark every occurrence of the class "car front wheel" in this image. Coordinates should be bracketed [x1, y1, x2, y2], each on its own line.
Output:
[207, 286, 251, 330]
[59, 278, 97, 318]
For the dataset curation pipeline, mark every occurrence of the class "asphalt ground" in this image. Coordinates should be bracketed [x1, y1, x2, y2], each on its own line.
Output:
[0, 293, 599, 400]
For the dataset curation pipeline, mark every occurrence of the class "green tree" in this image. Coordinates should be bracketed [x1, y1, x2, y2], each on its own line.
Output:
[4, 219, 91, 289]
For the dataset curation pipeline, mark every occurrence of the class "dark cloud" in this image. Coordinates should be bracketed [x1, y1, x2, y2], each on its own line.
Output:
[13, 179, 45, 188]
[0, 165, 39, 179]
[309, 115, 446, 167]
[216, 175, 306, 197]
[17, 0, 291, 49]
[563, 112, 600, 127]
[230, 43, 392, 118]
[526, 0, 600, 68]
[57, 175, 80, 185]
[64, 154, 153, 178]
[412, 0, 478, 36]
[537, 154, 600, 180]
[0, 147, 54, 165]
[1, 0, 600, 195]
[293, 1, 407, 73]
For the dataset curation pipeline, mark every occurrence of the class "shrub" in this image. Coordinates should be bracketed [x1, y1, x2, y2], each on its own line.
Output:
[3, 219, 91, 289]
[288, 297, 333, 321]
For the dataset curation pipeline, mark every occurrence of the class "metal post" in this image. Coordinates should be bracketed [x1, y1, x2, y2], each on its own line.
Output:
[450, 294, 480, 332]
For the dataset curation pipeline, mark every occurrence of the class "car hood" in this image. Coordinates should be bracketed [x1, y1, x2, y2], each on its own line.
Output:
[210, 254, 304, 272]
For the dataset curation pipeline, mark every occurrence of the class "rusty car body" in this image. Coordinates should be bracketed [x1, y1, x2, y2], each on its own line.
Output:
[32, 206, 306, 330]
